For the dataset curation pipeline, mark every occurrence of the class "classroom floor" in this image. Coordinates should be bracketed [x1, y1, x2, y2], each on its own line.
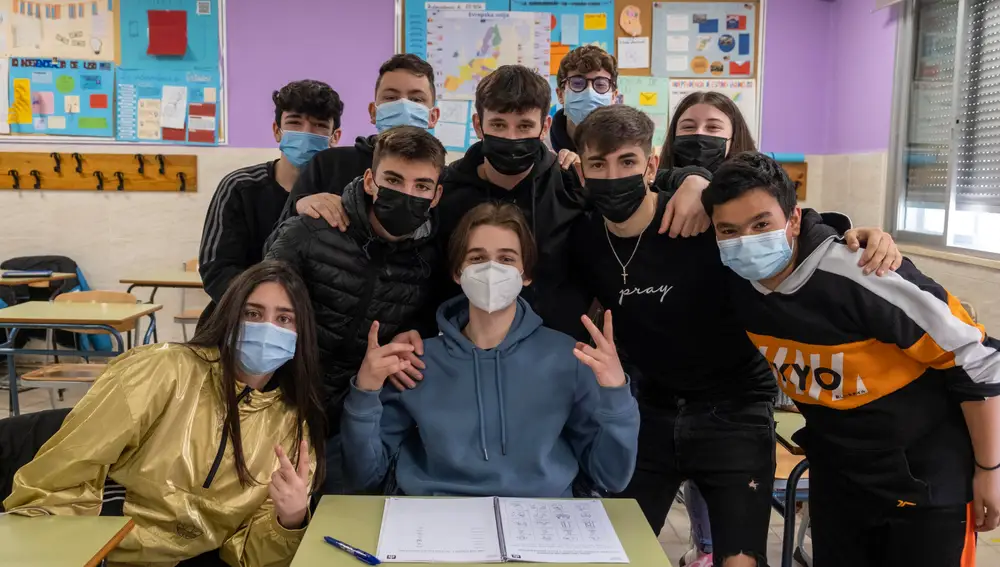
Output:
[5, 387, 1000, 565]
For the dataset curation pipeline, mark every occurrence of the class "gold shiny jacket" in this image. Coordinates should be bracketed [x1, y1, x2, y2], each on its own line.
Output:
[4, 343, 315, 567]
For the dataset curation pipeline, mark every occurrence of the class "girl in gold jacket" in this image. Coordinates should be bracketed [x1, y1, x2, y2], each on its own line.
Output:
[4, 261, 327, 567]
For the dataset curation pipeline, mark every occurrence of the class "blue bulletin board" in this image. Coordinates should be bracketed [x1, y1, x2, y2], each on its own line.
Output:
[6, 57, 115, 137]
[651, 2, 758, 79]
[116, 67, 220, 145]
[119, 0, 221, 71]
[510, 0, 615, 52]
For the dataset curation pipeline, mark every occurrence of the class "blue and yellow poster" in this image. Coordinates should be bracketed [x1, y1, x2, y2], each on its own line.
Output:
[6, 57, 115, 137]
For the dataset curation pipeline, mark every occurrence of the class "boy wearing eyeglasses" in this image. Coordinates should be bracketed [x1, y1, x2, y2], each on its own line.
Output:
[551, 46, 619, 156]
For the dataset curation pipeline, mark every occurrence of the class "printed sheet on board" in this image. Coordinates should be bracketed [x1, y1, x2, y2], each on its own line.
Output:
[668, 78, 758, 138]
[651, 2, 758, 79]
[510, 0, 615, 75]
[7, 56, 114, 136]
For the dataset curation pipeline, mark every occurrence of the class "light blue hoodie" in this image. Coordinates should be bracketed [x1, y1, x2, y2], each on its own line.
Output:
[341, 296, 640, 497]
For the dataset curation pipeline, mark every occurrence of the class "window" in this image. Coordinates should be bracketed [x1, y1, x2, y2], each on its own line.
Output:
[889, 0, 1000, 255]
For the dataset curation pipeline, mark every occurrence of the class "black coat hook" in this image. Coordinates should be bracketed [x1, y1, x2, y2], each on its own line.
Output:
[93, 171, 104, 191]
[156, 154, 166, 175]
[50, 152, 62, 173]
[29, 170, 41, 190]
[177, 172, 187, 192]
[7, 170, 20, 190]
[115, 171, 125, 191]
[134, 154, 145, 175]
[72, 153, 84, 174]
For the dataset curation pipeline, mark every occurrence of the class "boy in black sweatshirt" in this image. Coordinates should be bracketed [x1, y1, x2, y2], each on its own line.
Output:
[198, 80, 342, 306]
[704, 152, 1000, 567]
[279, 54, 441, 228]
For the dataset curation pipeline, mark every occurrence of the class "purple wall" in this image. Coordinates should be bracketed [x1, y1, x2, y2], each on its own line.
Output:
[226, 0, 394, 148]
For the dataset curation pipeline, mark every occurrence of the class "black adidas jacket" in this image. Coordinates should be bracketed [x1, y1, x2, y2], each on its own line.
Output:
[265, 177, 437, 433]
[278, 134, 378, 224]
[731, 210, 1000, 508]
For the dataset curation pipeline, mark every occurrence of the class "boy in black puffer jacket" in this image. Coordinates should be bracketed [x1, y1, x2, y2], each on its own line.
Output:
[265, 126, 446, 494]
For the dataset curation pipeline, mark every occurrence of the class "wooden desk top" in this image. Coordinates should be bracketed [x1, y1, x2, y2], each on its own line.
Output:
[0, 272, 75, 286]
[0, 301, 162, 325]
[775, 410, 806, 455]
[775, 444, 809, 480]
[291, 496, 672, 567]
[0, 515, 134, 567]
[120, 272, 203, 288]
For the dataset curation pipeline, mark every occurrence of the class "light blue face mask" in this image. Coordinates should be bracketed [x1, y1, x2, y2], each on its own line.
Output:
[237, 321, 297, 376]
[279, 130, 330, 168]
[564, 87, 614, 125]
[375, 99, 431, 132]
[718, 223, 794, 281]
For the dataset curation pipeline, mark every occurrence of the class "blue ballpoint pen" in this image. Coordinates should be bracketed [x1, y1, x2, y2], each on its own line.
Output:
[324, 536, 382, 565]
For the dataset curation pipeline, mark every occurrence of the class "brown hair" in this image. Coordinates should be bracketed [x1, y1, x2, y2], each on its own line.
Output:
[658, 91, 757, 170]
[187, 261, 326, 490]
[574, 105, 654, 157]
[557, 45, 618, 85]
[475, 65, 551, 123]
[375, 54, 436, 101]
[447, 202, 538, 280]
[372, 125, 447, 175]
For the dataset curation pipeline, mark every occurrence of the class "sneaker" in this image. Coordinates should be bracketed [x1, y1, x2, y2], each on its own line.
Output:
[688, 554, 714, 567]
[679, 549, 702, 566]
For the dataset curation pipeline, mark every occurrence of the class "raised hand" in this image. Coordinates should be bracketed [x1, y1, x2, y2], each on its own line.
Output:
[357, 321, 415, 392]
[573, 310, 627, 388]
[269, 440, 311, 529]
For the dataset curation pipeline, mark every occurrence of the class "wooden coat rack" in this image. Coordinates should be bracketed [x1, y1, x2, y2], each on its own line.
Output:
[0, 152, 198, 192]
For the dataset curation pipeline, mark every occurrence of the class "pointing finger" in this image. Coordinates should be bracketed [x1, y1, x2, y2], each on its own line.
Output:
[275, 444, 295, 472]
[579, 315, 608, 350]
[367, 321, 381, 351]
[603, 310, 615, 347]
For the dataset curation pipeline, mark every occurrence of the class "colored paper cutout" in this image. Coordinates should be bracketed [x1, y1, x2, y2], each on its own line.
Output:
[120, 0, 220, 70]
[726, 14, 747, 30]
[691, 56, 709, 74]
[204, 87, 217, 103]
[78, 116, 108, 129]
[64, 95, 81, 113]
[698, 19, 718, 33]
[162, 127, 185, 141]
[584, 13, 607, 30]
[33, 117, 46, 130]
[147, 10, 188, 56]
[550, 43, 571, 75]
[730, 60, 751, 75]
[666, 14, 688, 31]
[619, 5, 642, 37]
[739, 33, 751, 55]
[11, 78, 32, 124]
[561, 14, 580, 45]
[47, 115, 66, 129]
[666, 56, 687, 72]
[31, 71, 52, 84]
[667, 35, 689, 52]
[90, 93, 109, 109]
[718, 34, 735, 53]
[32, 91, 55, 115]
[711, 61, 724, 76]
[639, 92, 658, 106]
[696, 35, 712, 51]
[617, 76, 671, 146]
[55, 75, 75, 93]
[81, 75, 103, 90]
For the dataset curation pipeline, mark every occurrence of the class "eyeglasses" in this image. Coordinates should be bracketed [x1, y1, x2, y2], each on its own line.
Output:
[562, 76, 616, 94]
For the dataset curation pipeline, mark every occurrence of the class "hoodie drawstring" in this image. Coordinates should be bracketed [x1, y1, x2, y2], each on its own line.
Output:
[496, 352, 507, 456]
[472, 350, 489, 461]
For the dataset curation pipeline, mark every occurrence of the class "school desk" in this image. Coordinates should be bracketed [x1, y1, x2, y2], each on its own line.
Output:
[291, 495, 673, 567]
[0, 272, 75, 287]
[774, 410, 806, 456]
[120, 272, 203, 342]
[0, 514, 134, 567]
[0, 301, 161, 416]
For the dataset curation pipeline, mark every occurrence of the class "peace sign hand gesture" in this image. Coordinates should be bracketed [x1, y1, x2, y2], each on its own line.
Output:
[357, 321, 415, 392]
[573, 311, 627, 388]
[270, 440, 311, 530]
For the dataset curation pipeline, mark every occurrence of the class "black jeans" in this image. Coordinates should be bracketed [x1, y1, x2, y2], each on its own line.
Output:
[617, 399, 775, 566]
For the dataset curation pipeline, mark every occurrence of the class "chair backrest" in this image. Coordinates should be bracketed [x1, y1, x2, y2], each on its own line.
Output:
[0, 408, 72, 506]
[184, 258, 199, 272]
[54, 291, 139, 334]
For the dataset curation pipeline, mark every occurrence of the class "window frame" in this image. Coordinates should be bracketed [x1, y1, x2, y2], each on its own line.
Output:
[886, 0, 1000, 260]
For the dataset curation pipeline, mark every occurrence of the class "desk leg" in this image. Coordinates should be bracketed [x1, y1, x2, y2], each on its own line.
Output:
[148, 288, 159, 343]
[7, 347, 19, 416]
[781, 459, 809, 567]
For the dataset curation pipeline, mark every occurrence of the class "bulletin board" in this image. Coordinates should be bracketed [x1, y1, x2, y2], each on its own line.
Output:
[650, 1, 760, 79]
[0, 0, 228, 145]
[615, 0, 654, 76]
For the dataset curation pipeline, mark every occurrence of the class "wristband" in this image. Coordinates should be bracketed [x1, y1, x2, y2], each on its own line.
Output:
[976, 460, 1000, 471]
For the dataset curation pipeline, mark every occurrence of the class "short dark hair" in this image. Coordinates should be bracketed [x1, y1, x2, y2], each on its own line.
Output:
[448, 202, 538, 280]
[574, 105, 654, 157]
[376, 54, 436, 101]
[475, 65, 551, 122]
[702, 152, 797, 218]
[659, 91, 756, 170]
[272, 80, 344, 130]
[557, 45, 618, 85]
[371, 126, 447, 176]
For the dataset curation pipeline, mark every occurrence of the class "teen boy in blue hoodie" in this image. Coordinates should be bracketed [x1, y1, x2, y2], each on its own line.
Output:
[341, 202, 639, 496]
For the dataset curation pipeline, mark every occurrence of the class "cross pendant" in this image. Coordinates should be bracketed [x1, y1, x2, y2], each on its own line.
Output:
[621, 270, 628, 285]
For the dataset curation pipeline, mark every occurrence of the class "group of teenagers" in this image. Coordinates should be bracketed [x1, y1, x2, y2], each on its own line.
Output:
[3, 45, 1000, 567]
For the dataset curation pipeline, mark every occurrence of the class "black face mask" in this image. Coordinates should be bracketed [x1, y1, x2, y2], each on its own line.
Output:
[372, 185, 432, 237]
[672, 134, 729, 172]
[586, 174, 648, 223]
[481, 134, 542, 176]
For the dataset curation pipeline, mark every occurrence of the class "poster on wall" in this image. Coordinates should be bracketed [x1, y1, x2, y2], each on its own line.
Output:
[668, 78, 758, 138]
[404, 0, 510, 59]
[119, 0, 220, 70]
[116, 67, 220, 145]
[651, 2, 758, 79]
[617, 76, 672, 147]
[5, 0, 116, 62]
[510, 0, 615, 74]
[7, 57, 114, 137]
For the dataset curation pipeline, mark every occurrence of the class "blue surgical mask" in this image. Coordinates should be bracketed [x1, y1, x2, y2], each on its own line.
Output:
[279, 130, 330, 168]
[718, 223, 794, 281]
[564, 88, 614, 125]
[375, 99, 431, 132]
[237, 322, 297, 376]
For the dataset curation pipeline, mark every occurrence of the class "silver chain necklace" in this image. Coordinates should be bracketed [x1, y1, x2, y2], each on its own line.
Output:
[604, 219, 651, 285]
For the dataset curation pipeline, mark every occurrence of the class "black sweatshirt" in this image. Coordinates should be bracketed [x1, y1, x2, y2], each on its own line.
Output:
[549, 109, 576, 154]
[571, 176, 777, 407]
[198, 161, 288, 303]
[277, 134, 378, 224]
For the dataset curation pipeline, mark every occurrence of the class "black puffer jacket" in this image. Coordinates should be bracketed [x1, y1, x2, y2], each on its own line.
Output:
[265, 177, 438, 432]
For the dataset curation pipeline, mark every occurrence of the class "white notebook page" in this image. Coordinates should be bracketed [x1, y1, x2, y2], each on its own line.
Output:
[376, 497, 503, 563]
[497, 499, 629, 563]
